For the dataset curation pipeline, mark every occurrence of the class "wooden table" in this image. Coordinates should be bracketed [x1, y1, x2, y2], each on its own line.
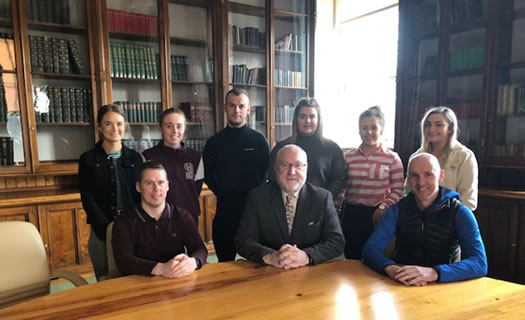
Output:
[0, 260, 524, 319]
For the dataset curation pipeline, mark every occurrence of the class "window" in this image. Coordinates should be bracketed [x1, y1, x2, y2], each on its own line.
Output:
[316, 1, 399, 149]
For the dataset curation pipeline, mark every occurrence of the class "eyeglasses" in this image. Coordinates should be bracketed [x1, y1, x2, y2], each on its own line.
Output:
[278, 162, 307, 170]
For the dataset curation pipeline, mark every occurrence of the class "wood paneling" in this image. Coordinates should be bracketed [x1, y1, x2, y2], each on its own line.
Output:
[0, 206, 38, 226]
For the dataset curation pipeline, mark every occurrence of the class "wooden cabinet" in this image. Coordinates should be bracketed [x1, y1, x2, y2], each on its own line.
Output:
[198, 188, 216, 251]
[476, 190, 525, 284]
[37, 201, 90, 270]
[0, 205, 38, 224]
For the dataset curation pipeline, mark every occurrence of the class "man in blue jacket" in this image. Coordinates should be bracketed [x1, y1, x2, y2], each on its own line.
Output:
[362, 152, 487, 286]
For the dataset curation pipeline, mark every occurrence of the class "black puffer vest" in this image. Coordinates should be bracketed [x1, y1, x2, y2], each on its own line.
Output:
[392, 192, 460, 267]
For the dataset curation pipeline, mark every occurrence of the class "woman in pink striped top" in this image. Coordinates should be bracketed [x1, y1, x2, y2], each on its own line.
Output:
[338, 106, 404, 259]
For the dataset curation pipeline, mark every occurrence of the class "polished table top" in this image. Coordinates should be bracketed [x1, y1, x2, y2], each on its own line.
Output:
[1, 259, 524, 319]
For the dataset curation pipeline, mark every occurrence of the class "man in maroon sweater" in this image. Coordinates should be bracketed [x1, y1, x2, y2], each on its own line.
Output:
[112, 161, 207, 278]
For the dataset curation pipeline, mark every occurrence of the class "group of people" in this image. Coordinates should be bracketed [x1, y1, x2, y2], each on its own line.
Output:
[79, 88, 487, 287]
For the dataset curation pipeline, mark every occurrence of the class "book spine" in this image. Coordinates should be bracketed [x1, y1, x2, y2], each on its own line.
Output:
[60, 87, 71, 122]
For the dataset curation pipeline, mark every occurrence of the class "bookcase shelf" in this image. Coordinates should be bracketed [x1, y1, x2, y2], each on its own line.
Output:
[449, 19, 487, 34]
[275, 9, 308, 18]
[0, 69, 16, 74]
[0, 18, 11, 27]
[233, 44, 265, 54]
[276, 86, 308, 90]
[230, 3, 265, 17]
[111, 77, 162, 84]
[109, 32, 159, 43]
[27, 22, 87, 35]
[171, 80, 212, 85]
[187, 122, 214, 126]
[168, 0, 211, 8]
[36, 122, 92, 127]
[31, 72, 91, 80]
[230, 83, 267, 89]
[497, 62, 525, 69]
[127, 122, 158, 126]
[170, 37, 207, 48]
[275, 49, 304, 55]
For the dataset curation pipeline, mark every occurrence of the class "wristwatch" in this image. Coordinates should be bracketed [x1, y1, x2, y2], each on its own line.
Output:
[194, 257, 202, 270]
[378, 203, 386, 210]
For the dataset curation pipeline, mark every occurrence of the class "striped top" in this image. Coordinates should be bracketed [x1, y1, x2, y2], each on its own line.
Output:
[335, 145, 404, 211]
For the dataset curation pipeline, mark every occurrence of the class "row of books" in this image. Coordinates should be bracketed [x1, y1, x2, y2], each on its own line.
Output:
[274, 69, 303, 88]
[446, 97, 481, 118]
[122, 139, 162, 154]
[275, 34, 303, 51]
[450, 0, 484, 25]
[275, 104, 296, 123]
[179, 102, 214, 123]
[0, 83, 7, 122]
[33, 86, 92, 123]
[420, 47, 484, 76]
[246, 105, 265, 126]
[170, 55, 189, 81]
[492, 144, 525, 158]
[497, 84, 525, 116]
[231, 25, 265, 48]
[110, 42, 159, 79]
[0, 0, 11, 19]
[449, 47, 484, 72]
[27, 0, 70, 24]
[230, 65, 266, 85]
[113, 101, 161, 123]
[29, 35, 85, 74]
[0, 136, 14, 166]
[107, 9, 158, 36]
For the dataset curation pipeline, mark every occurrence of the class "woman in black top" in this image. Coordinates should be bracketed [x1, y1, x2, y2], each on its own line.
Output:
[268, 97, 346, 199]
[79, 104, 142, 280]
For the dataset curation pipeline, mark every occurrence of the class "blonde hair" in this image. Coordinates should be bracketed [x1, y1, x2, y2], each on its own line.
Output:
[420, 106, 459, 166]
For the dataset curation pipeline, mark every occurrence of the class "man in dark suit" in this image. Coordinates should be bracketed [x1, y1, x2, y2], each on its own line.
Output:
[235, 144, 344, 269]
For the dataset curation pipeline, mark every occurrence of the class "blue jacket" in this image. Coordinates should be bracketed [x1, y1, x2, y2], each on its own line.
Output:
[362, 187, 487, 282]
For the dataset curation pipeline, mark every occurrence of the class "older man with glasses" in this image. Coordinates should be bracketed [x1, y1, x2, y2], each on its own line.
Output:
[235, 144, 344, 269]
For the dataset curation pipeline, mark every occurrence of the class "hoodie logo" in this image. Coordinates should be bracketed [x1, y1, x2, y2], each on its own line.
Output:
[184, 163, 195, 180]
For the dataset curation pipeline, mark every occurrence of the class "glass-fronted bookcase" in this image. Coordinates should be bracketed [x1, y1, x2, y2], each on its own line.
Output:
[224, 0, 314, 145]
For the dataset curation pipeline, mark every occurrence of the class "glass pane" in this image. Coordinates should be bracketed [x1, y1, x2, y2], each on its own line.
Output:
[228, 0, 267, 137]
[169, 1, 215, 153]
[0, 30, 26, 167]
[511, 18, 525, 64]
[275, 0, 306, 14]
[491, 69, 525, 158]
[417, 0, 440, 34]
[26, 0, 94, 164]
[449, 0, 486, 25]
[106, 0, 162, 153]
[273, 10, 307, 142]
[446, 74, 483, 154]
[449, 29, 485, 73]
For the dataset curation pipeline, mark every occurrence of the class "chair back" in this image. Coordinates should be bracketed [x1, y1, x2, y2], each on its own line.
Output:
[106, 222, 122, 279]
[0, 221, 50, 308]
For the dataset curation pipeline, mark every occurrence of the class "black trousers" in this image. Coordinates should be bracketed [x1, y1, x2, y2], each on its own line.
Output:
[212, 197, 245, 262]
[341, 203, 376, 259]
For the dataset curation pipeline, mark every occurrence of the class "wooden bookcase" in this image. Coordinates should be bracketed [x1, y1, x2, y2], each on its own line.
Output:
[396, 0, 525, 283]
[0, 0, 316, 269]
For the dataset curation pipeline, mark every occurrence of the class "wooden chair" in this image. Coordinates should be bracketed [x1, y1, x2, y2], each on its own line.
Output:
[0, 221, 88, 308]
[104, 221, 122, 280]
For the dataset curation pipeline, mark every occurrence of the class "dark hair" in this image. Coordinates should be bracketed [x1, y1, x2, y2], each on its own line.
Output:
[225, 88, 249, 103]
[291, 97, 323, 142]
[97, 104, 126, 125]
[359, 106, 385, 128]
[138, 160, 167, 182]
[159, 108, 186, 126]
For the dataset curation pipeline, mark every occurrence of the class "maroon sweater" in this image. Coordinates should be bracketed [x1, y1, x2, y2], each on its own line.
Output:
[142, 141, 203, 220]
[112, 203, 208, 276]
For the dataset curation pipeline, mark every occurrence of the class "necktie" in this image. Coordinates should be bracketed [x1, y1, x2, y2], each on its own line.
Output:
[285, 194, 295, 234]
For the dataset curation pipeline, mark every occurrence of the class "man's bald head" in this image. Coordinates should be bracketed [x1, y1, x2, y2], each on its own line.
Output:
[407, 152, 445, 210]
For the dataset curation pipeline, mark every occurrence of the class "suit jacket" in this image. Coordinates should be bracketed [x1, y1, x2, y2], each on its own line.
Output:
[235, 182, 345, 265]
